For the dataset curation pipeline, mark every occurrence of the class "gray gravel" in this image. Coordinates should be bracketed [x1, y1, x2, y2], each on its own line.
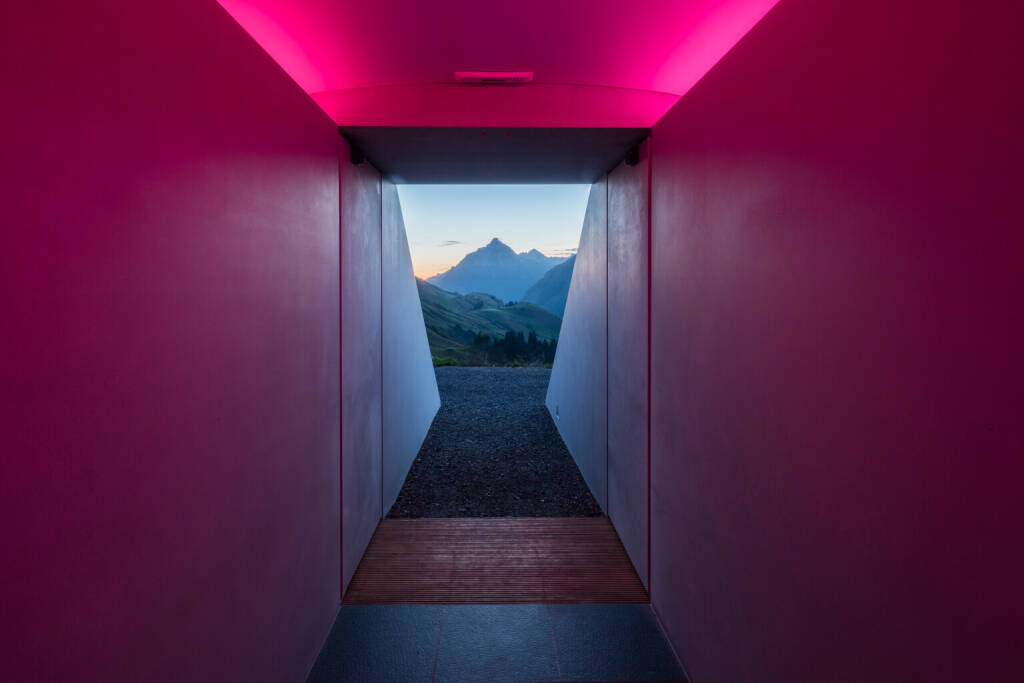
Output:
[388, 366, 601, 517]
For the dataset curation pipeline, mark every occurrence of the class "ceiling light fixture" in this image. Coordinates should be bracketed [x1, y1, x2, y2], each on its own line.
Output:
[454, 71, 534, 84]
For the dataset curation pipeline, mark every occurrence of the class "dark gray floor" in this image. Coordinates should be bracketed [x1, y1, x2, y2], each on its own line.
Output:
[307, 604, 686, 683]
[389, 367, 601, 517]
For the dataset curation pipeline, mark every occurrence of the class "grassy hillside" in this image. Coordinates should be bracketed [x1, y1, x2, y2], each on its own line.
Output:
[417, 279, 562, 361]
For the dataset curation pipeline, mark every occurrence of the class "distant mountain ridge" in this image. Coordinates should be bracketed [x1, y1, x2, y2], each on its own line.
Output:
[417, 278, 562, 357]
[428, 238, 565, 303]
[523, 254, 575, 317]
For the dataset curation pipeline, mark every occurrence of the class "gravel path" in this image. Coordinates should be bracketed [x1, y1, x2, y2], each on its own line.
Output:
[388, 367, 601, 517]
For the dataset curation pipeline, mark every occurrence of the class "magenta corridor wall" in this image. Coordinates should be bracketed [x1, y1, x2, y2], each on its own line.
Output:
[649, 0, 1022, 680]
[1, 1, 340, 681]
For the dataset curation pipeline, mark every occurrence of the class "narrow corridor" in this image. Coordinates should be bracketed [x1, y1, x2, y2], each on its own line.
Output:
[6, 1, 1016, 681]
[332, 367, 669, 681]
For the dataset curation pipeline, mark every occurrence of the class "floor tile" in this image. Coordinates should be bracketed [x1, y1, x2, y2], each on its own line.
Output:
[434, 604, 560, 683]
[307, 605, 442, 683]
[547, 604, 686, 682]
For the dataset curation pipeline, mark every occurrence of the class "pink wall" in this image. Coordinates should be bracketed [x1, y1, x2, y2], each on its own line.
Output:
[216, 0, 781, 128]
[547, 179, 609, 511]
[382, 180, 441, 513]
[650, 0, 1022, 680]
[608, 141, 651, 588]
[339, 143, 383, 592]
[0, 1, 340, 680]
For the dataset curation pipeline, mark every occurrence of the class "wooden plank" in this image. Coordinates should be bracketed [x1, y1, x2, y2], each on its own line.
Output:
[343, 517, 649, 604]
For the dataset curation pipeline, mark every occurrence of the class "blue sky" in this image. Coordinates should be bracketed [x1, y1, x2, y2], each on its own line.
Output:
[397, 185, 590, 279]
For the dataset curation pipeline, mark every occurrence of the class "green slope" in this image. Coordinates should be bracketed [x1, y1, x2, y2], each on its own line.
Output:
[417, 278, 562, 357]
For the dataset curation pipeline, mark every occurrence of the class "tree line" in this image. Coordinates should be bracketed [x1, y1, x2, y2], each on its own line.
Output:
[471, 330, 557, 365]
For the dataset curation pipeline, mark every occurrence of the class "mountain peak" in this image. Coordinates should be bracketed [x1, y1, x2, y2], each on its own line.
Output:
[521, 248, 557, 265]
[428, 238, 568, 302]
[473, 238, 515, 259]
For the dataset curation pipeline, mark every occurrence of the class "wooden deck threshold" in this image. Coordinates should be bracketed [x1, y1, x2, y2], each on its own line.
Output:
[343, 517, 648, 604]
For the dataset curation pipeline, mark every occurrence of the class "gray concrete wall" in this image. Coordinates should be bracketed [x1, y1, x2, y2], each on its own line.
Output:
[548, 164, 651, 589]
[607, 140, 651, 588]
[547, 179, 608, 511]
[382, 180, 440, 513]
[340, 148, 382, 593]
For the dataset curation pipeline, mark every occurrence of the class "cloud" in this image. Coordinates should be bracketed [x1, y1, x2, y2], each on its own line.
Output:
[437, 240, 462, 247]
[551, 247, 578, 257]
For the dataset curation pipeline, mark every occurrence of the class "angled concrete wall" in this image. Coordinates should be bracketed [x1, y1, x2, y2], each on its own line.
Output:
[607, 140, 651, 588]
[649, 0, 1022, 680]
[382, 180, 440, 513]
[549, 161, 652, 586]
[341, 169, 438, 590]
[0, 1, 340, 680]
[340, 144, 383, 593]
[547, 179, 608, 510]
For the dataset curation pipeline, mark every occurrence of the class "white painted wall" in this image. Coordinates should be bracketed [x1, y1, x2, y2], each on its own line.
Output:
[382, 180, 440, 513]
[547, 179, 609, 511]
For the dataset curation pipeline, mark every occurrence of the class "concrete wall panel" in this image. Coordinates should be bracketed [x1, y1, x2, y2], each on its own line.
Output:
[650, 0, 1022, 680]
[607, 140, 651, 588]
[382, 180, 441, 513]
[340, 147, 383, 593]
[0, 1, 341, 680]
[547, 179, 608, 510]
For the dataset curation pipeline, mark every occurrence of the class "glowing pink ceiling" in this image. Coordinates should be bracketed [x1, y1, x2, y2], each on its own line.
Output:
[218, 0, 779, 127]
